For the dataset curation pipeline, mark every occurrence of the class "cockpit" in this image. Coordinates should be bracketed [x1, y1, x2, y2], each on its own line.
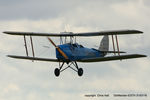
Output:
[72, 44, 78, 47]
[79, 45, 84, 48]
[71, 43, 84, 48]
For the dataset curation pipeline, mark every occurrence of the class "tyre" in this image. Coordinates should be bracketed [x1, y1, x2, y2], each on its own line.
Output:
[78, 68, 83, 76]
[54, 68, 60, 77]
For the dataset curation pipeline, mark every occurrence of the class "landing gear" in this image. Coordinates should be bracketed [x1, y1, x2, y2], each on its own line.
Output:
[54, 68, 60, 77]
[78, 68, 83, 76]
[54, 61, 83, 77]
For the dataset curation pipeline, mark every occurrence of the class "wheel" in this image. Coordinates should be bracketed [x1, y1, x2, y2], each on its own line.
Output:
[54, 68, 60, 77]
[78, 68, 83, 76]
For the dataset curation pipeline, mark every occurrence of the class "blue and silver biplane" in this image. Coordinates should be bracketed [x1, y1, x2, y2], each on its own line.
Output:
[3, 30, 147, 77]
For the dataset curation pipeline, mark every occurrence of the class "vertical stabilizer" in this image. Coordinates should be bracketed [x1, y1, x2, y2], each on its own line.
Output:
[99, 35, 109, 56]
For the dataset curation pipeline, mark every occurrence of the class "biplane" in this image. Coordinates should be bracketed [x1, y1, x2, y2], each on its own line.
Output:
[3, 30, 147, 77]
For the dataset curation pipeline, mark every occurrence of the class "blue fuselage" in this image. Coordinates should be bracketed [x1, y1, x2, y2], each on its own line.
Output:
[56, 43, 104, 61]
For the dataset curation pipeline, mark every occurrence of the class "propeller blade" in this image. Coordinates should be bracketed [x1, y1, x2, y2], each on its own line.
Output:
[47, 37, 57, 47]
[56, 47, 69, 59]
[47, 37, 69, 59]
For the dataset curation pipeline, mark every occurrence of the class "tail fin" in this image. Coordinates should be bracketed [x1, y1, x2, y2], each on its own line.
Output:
[99, 35, 109, 56]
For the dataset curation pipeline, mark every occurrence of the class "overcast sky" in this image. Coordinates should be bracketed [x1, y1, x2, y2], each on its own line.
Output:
[0, 0, 150, 100]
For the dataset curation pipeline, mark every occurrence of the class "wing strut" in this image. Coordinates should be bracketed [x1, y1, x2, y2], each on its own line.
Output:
[111, 35, 120, 56]
[111, 35, 116, 55]
[23, 35, 35, 59]
[24, 35, 29, 56]
[30, 36, 35, 58]
[115, 35, 120, 56]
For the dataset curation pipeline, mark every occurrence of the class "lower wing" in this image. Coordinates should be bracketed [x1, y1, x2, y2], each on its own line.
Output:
[78, 54, 147, 63]
[7, 54, 147, 63]
[7, 55, 60, 62]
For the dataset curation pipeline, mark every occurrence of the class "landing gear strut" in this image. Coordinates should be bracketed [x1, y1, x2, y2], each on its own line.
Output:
[54, 61, 83, 77]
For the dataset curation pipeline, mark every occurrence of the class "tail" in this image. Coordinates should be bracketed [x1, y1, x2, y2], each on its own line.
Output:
[98, 35, 109, 56]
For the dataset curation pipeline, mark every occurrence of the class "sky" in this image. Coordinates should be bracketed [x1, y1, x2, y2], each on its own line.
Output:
[0, 0, 150, 100]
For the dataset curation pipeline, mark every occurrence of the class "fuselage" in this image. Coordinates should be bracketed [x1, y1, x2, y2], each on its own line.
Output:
[56, 43, 104, 61]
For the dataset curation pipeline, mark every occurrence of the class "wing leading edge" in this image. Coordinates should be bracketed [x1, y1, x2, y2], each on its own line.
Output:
[78, 54, 147, 62]
[3, 30, 143, 37]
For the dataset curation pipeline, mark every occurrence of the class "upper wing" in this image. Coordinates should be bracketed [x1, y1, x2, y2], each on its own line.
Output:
[3, 30, 143, 37]
[7, 55, 60, 62]
[78, 54, 147, 63]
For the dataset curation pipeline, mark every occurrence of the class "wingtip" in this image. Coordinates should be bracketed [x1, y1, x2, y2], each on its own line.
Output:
[3, 31, 7, 34]
[138, 30, 143, 33]
[7, 55, 12, 57]
[142, 55, 147, 57]
[134, 30, 143, 33]
[137, 54, 147, 57]
[3, 31, 11, 34]
[7, 55, 18, 58]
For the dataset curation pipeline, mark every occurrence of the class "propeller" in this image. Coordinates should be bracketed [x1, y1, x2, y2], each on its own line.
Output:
[47, 37, 69, 60]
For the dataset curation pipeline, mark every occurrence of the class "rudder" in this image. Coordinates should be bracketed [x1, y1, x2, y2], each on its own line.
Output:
[99, 35, 109, 56]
